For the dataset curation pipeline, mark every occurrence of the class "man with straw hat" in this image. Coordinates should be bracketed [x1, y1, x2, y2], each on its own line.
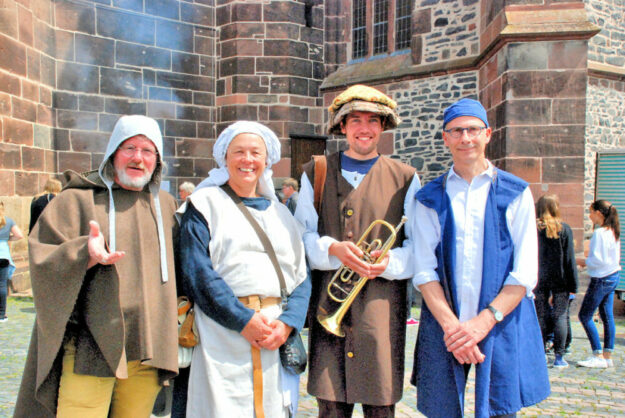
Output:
[295, 85, 421, 417]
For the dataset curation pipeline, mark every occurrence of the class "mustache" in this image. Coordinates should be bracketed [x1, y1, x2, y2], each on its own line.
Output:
[127, 164, 147, 171]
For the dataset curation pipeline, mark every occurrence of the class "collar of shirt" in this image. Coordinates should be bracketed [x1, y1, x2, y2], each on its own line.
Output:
[340, 152, 379, 189]
[446, 159, 495, 322]
[447, 159, 495, 185]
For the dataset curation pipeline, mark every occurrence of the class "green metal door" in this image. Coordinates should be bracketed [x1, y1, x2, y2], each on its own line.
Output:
[595, 152, 625, 296]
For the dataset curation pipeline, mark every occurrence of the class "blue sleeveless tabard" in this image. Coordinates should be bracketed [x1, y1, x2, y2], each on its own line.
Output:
[411, 168, 550, 418]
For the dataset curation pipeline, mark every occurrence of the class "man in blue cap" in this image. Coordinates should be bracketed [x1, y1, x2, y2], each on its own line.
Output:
[409, 98, 550, 417]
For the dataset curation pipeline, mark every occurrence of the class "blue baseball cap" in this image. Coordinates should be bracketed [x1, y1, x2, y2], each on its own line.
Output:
[443, 98, 489, 128]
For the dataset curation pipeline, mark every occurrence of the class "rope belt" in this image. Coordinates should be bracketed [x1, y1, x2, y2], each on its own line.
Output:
[238, 295, 281, 418]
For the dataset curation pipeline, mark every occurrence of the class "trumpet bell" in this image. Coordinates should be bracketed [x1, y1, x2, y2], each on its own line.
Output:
[317, 311, 345, 337]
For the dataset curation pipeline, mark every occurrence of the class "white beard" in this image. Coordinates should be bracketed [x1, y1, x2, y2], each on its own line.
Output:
[115, 168, 152, 190]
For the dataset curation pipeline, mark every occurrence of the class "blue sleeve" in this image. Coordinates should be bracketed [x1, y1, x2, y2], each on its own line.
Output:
[180, 202, 254, 332]
[278, 271, 311, 332]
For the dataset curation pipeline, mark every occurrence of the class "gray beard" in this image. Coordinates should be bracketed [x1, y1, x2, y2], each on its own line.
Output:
[115, 168, 152, 190]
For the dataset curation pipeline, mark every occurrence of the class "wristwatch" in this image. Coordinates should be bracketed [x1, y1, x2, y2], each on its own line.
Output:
[487, 304, 504, 322]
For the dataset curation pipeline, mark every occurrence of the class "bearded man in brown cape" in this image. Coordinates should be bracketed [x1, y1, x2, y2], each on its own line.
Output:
[15, 115, 179, 418]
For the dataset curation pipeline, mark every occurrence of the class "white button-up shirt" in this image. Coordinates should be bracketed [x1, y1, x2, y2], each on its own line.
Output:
[411, 162, 538, 321]
[294, 169, 421, 280]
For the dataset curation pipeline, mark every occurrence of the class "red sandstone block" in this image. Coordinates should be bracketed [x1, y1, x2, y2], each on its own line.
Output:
[231, 2, 261, 21]
[31, 0, 53, 24]
[0, 170, 14, 195]
[541, 157, 584, 183]
[15, 171, 39, 196]
[309, 108, 323, 125]
[55, 0, 94, 34]
[548, 41, 588, 70]
[58, 151, 91, 173]
[272, 158, 291, 177]
[216, 94, 249, 107]
[266, 23, 300, 40]
[193, 158, 216, 178]
[181, 2, 213, 26]
[533, 183, 584, 205]
[0, 1, 18, 39]
[3, 117, 33, 145]
[504, 99, 551, 125]
[176, 138, 212, 158]
[504, 157, 541, 183]
[220, 104, 258, 121]
[22, 80, 38, 102]
[0, 93, 11, 116]
[553, 99, 586, 124]
[222, 39, 261, 58]
[27, 49, 41, 82]
[0, 142, 21, 169]
[481, 56, 498, 90]
[264, 121, 284, 138]
[0, 34, 27, 76]
[505, 70, 586, 99]
[21, 146, 44, 171]
[0, 72, 21, 96]
[216, 4, 230, 26]
[70, 131, 109, 153]
[18, 6, 34, 46]
[505, 125, 585, 157]
[11, 97, 37, 122]
[36, 104, 53, 126]
[220, 22, 264, 41]
[44, 149, 56, 173]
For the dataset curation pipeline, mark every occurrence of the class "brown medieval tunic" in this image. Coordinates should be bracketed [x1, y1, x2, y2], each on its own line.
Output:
[14, 171, 179, 417]
[304, 153, 415, 406]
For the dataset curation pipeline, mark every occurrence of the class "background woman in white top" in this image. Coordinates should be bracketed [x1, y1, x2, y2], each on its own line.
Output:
[577, 200, 621, 368]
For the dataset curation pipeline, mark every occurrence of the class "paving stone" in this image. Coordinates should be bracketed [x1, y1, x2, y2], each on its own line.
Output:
[2, 302, 625, 417]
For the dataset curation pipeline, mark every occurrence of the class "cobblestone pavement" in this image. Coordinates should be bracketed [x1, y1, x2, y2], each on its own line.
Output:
[2, 299, 625, 417]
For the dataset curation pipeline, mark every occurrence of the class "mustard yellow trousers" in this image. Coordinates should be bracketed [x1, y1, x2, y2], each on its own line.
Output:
[56, 341, 161, 418]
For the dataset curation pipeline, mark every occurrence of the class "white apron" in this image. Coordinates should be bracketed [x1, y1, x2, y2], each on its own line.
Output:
[186, 187, 306, 418]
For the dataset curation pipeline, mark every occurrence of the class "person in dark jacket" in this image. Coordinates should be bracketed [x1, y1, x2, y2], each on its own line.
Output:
[29, 178, 62, 233]
[535, 194, 579, 368]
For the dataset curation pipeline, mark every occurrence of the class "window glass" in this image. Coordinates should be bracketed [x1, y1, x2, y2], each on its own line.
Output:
[373, 0, 389, 55]
[395, 0, 412, 50]
[353, 0, 367, 59]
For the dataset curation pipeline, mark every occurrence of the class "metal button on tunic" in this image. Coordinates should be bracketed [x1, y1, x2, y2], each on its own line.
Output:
[347, 352, 354, 358]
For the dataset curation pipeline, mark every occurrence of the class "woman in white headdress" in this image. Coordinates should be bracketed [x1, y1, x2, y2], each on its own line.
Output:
[179, 121, 310, 418]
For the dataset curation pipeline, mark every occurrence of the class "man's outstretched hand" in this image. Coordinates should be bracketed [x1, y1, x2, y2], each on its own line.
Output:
[87, 220, 125, 268]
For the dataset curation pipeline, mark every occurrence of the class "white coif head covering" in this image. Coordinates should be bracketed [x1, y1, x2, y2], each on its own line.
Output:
[195, 121, 281, 201]
[98, 115, 170, 283]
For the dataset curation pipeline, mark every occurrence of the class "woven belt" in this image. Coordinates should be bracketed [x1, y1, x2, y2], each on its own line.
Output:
[237, 295, 280, 418]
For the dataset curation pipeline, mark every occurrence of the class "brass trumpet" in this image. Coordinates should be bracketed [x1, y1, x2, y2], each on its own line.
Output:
[317, 216, 407, 337]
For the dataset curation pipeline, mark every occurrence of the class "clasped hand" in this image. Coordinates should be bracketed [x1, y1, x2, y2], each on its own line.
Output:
[443, 316, 491, 365]
[87, 221, 125, 268]
[240, 312, 292, 351]
[329, 241, 389, 279]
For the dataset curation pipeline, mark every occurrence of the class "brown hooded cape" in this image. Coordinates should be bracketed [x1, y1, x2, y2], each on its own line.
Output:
[14, 170, 179, 417]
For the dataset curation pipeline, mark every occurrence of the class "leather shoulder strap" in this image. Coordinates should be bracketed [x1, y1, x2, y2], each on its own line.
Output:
[312, 155, 327, 214]
[220, 184, 288, 304]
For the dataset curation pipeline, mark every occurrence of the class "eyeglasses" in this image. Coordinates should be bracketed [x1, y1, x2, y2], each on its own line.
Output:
[443, 126, 487, 139]
[118, 145, 157, 158]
